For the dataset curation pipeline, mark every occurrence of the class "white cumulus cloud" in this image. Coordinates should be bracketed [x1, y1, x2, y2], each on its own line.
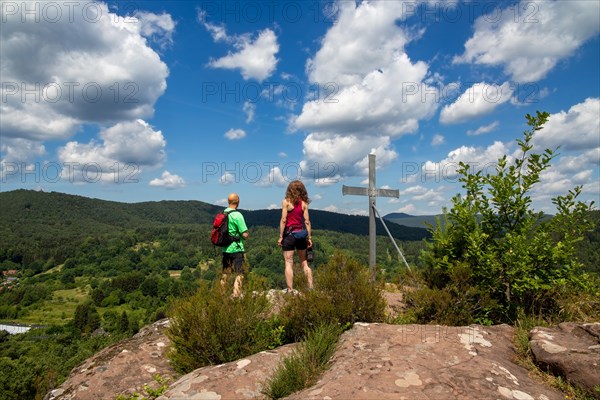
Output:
[256, 166, 289, 187]
[293, 0, 438, 178]
[467, 121, 500, 136]
[455, 0, 600, 82]
[302, 134, 397, 178]
[529, 99, 600, 208]
[208, 29, 279, 82]
[0, 1, 171, 163]
[533, 98, 600, 152]
[422, 141, 512, 182]
[199, 12, 279, 82]
[57, 119, 166, 183]
[431, 134, 445, 146]
[243, 101, 256, 123]
[1, 138, 46, 163]
[135, 11, 176, 49]
[224, 128, 247, 140]
[150, 171, 186, 189]
[440, 82, 513, 124]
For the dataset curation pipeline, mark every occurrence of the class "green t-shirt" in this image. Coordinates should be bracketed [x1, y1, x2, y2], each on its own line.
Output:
[223, 207, 248, 253]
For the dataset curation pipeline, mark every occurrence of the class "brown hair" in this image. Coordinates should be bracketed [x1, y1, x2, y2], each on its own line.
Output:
[285, 180, 310, 205]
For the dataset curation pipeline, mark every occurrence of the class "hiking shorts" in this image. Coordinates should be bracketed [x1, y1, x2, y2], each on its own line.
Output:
[222, 252, 245, 274]
[281, 232, 308, 251]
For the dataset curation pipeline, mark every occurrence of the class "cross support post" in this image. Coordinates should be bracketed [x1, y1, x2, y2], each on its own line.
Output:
[342, 154, 399, 281]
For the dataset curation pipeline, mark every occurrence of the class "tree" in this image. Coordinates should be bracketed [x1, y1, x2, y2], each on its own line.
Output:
[73, 303, 101, 334]
[119, 311, 129, 333]
[421, 111, 597, 322]
[90, 288, 105, 306]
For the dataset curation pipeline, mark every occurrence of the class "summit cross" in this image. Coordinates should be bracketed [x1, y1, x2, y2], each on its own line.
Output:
[342, 154, 399, 281]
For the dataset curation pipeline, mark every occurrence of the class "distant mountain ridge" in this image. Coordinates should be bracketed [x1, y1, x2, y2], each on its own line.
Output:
[0, 190, 430, 262]
[383, 212, 442, 229]
[383, 212, 413, 219]
[384, 211, 558, 229]
[0, 189, 428, 235]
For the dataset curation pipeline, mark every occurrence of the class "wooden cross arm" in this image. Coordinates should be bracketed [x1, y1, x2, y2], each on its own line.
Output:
[342, 185, 399, 198]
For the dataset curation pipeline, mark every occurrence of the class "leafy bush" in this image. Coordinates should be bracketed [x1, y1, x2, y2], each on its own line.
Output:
[262, 323, 341, 400]
[279, 252, 386, 341]
[419, 111, 597, 323]
[166, 278, 279, 373]
[553, 274, 600, 323]
[403, 263, 500, 325]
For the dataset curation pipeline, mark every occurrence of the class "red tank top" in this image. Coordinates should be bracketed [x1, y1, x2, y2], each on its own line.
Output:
[286, 201, 303, 230]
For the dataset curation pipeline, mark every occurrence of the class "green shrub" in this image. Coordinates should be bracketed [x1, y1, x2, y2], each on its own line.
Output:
[115, 374, 170, 400]
[419, 111, 597, 323]
[262, 323, 341, 400]
[403, 263, 500, 325]
[554, 274, 600, 322]
[280, 252, 386, 341]
[166, 278, 277, 373]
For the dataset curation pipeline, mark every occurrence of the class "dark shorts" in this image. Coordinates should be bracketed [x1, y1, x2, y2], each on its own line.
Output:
[222, 252, 245, 274]
[281, 233, 308, 251]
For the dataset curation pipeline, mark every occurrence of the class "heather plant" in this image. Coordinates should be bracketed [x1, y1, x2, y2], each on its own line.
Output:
[261, 323, 342, 400]
[166, 276, 279, 373]
[401, 263, 499, 326]
[417, 111, 597, 323]
[279, 252, 386, 341]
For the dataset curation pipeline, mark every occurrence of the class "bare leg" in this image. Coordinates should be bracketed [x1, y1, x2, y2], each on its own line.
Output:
[220, 273, 228, 288]
[298, 249, 313, 289]
[232, 275, 243, 297]
[284, 250, 295, 290]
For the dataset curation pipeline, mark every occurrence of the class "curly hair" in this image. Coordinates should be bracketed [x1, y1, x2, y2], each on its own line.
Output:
[285, 180, 310, 205]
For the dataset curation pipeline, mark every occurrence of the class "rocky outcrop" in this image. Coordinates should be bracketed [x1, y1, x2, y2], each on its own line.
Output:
[158, 323, 564, 400]
[45, 319, 176, 400]
[156, 344, 298, 400]
[530, 322, 600, 398]
[287, 323, 563, 400]
[45, 318, 599, 400]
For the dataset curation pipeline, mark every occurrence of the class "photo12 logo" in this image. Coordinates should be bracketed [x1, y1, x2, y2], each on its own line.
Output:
[402, 1, 540, 24]
[2, 81, 139, 104]
[0, 1, 140, 24]
[200, 81, 339, 104]
[398, 161, 500, 183]
[401, 82, 541, 104]
[1, 162, 140, 184]
[200, 161, 339, 184]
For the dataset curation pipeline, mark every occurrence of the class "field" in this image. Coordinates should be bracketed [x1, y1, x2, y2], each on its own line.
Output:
[16, 286, 90, 325]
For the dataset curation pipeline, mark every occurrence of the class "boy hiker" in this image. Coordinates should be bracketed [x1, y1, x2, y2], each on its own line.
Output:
[220, 193, 249, 298]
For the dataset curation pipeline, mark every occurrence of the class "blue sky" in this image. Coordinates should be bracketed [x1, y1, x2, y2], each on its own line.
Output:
[1, 0, 599, 216]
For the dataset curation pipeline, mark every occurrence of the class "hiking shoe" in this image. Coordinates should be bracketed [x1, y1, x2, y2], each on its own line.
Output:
[283, 288, 298, 296]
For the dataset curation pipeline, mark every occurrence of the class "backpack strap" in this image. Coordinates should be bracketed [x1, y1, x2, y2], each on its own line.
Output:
[225, 209, 241, 243]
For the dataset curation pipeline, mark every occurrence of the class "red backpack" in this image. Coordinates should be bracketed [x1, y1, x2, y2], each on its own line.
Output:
[211, 210, 240, 247]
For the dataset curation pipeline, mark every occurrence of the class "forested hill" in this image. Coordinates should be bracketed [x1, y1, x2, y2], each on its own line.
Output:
[0, 189, 429, 262]
[244, 209, 429, 241]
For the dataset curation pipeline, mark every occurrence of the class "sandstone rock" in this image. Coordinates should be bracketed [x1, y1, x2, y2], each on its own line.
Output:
[45, 319, 176, 400]
[44, 304, 598, 400]
[158, 323, 564, 400]
[157, 344, 298, 400]
[286, 323, 564, 400]
[530, 322, 600, 397]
